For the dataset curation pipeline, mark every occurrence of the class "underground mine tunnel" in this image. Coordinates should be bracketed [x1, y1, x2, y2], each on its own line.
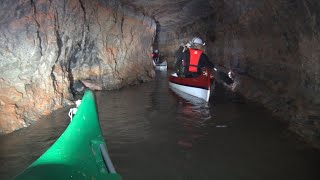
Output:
[0, 0, 320, 179]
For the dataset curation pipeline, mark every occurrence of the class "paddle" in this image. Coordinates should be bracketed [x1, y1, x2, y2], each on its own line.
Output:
[213, 67, 234, 85]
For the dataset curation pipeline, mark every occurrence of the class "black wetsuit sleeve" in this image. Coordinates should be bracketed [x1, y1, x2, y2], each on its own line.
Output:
[175, 58, 181, 70]
[175, 50, 184, 70]
[200, 53, 214, 69]
[175, 46, 184, 61]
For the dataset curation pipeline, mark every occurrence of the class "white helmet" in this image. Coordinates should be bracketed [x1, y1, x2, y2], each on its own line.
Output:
[191, 37, 205, 46]
[154, 49, 159, 53]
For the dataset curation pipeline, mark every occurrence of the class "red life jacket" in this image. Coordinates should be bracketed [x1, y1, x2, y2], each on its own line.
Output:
[152, 53, 160, 58]
[188, 49, 202, 72]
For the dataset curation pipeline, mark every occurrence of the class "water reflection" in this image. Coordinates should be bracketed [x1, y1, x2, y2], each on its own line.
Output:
[0, 108, 69, 180]
[169, 82, 213, 148]
[175, 101, 211, 148]
[1, 70, 320, 180]
[97, 87, 154, 145]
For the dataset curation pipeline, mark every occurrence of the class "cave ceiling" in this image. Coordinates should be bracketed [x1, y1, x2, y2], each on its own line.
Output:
[118, 0, 216, 32]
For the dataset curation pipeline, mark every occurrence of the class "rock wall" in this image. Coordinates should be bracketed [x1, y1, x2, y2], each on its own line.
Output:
[158, 0, 320, 146]
[0, 0, 156, 134]
[208, 0, 320, 145]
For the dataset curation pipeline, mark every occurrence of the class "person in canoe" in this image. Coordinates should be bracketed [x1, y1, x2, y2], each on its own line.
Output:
[174, 41, 192, 65]
[175, 37, 214, 78]
[152, 49, 161, 64]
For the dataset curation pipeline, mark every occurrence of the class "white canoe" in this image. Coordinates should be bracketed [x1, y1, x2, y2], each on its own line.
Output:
[168, 70, 213, 102]
[154, 60, 167, 71]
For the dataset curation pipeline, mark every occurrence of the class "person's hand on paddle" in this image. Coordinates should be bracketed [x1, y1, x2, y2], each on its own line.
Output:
[209, 68, 217, 79]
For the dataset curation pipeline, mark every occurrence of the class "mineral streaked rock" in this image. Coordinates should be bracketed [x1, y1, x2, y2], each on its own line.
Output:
[0, 0, 156, 134]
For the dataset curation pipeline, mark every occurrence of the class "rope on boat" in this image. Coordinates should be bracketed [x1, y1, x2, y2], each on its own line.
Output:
[68, 100, 82, 121]
[100, 144, 117, 174]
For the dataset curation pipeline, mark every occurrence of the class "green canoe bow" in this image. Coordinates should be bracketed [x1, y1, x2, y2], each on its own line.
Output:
[15, 90, 122, 180]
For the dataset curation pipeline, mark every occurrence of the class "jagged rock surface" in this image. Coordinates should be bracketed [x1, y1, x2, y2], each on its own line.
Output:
[209, 0, 320, 145]
[0, 0, 156, 134]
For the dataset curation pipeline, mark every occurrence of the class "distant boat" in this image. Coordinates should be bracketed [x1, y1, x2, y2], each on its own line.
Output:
[169, 70, 213, 102]
[15, 90, 122, 180]
[153, 59, 168, 71]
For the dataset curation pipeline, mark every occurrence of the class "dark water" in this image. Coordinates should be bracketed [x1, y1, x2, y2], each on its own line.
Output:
[1, 70, 320, 180]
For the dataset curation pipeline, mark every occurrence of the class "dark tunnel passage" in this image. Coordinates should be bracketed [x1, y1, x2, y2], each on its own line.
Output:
[0, 0, 319, 155]
[0, 0, 320, 179]
[0, 0, 320, 148]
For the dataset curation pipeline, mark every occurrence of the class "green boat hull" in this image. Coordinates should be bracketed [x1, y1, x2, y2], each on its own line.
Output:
[15, 90, 122, 180]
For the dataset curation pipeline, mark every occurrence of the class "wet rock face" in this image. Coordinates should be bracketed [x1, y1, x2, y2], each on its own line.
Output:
[196, 0, 319, 145]
[118, 0, 213, 29]
[205, 0, 320, 145]
[0, 0, 156, 134]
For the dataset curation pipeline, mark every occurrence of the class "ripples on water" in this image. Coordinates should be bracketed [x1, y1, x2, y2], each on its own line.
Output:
[96, 71, 320, 180]
[0, 108, 70, 179]
[1, 70, 320, 180]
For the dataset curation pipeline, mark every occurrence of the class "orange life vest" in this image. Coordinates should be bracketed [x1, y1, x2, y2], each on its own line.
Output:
[188, 49, 202, 72]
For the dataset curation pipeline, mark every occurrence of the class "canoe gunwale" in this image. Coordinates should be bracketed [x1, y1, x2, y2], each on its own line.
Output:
[15, 90, 122, 180]
[168, 70, 212, 102]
